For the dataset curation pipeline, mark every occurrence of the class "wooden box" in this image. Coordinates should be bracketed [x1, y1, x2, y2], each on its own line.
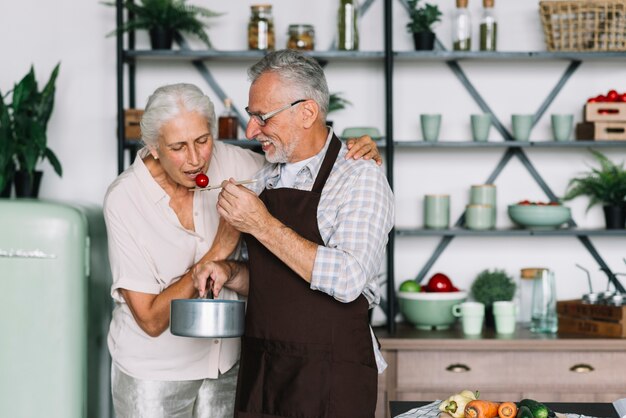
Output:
[557, 299, 626, 338]
[593, 121, 626, 140]
[585, 102, 626, 122]
[124, 108, 144, 140]
[575, 121, 626, 141]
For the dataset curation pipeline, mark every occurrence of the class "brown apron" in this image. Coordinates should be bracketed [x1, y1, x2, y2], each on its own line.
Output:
[235, 135, 377, 418]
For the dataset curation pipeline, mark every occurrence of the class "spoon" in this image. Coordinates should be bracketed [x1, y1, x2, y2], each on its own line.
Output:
[189, 179, 256, 192]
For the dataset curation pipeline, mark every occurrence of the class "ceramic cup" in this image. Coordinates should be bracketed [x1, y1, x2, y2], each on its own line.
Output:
[493, 301, 517, 334]
[452, 301, 485, 335]
[424, 194, 450, 229]
[465, 204, 495, 230]
[511, 114, 534, 141]
[471, 113, 492, 142]
[470, 184, 496, 206]
[551, 114, 574, 142]
[420, 114, 442, 142]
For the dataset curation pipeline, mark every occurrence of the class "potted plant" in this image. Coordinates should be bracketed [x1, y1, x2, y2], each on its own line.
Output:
[327, 92, 352, 128]
[406, 0, 442, 50]
[562, 149, 626, 229]
[6, 63, 63, 198]
[104, 0, 222, 50]
[0, 90, 15, 197]
[471, 269, 516, 327]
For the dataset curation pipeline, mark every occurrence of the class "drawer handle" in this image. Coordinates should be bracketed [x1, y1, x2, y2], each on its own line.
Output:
[569, 364, 594, 373]
[446, 363, 470, 373]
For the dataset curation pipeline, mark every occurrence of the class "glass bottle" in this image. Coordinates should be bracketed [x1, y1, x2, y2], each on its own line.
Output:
[337, 0, 359, 51]
[529, 268, 558, 333]
[479, 0, 497, 51]
[248, 5, 275, 51]
[452, 0, 471, 51]
[218, 98, 238, 140]
[287, 24, 315, 51]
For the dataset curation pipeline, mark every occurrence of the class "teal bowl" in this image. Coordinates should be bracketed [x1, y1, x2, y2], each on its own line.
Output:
[507, 204, 571, 229]
[397, 291, 467, 330]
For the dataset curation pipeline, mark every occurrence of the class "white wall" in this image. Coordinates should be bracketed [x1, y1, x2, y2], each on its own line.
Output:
[2, 0, 624, 323]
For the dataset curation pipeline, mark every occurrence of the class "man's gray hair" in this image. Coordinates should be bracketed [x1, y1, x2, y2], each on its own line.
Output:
[247, 49, 330, 118]
[140, 83, 216, 147]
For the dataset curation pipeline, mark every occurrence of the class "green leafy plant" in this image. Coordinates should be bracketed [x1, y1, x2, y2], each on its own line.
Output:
[562, 149, 626, 210]
[0, 90, 16, 192]
[5, 63, 62, 181]
[471, 269, 516, 307]
[328, 92, 352, 114]
[405, 0, 442, 33]
[104, 0, 221, 48]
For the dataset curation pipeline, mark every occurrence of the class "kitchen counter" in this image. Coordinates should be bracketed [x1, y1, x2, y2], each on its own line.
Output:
[372, 323, 626, 418]
[374, 323, 626, 351]
[390, 401, 619, 418]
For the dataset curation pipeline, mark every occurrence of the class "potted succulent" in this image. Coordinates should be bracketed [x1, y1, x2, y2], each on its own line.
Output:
[471, 269, 516, 327]
[406, 0, 442, 50]
[104, 0, 222, 50]
[562, 149, 626, 229]
[4, 63, 63, 198]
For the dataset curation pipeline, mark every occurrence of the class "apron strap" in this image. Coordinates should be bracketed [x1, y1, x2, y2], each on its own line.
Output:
[311, 134, 341, 194]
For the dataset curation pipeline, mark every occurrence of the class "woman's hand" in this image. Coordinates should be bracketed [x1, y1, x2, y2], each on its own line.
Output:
[345, 135, 382, 166]
[192, 261, 231, 298]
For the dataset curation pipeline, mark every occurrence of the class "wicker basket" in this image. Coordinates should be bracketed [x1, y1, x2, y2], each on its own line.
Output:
[539, 0, 626, 51]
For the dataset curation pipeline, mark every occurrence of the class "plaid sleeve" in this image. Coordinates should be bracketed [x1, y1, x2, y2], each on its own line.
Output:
[310, 164, 394, 303]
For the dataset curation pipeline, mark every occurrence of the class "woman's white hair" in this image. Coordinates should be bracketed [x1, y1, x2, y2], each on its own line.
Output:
[140, 83, 216, 147]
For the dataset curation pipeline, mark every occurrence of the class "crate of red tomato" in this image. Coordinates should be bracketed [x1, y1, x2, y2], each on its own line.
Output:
[577, 89, 626, 141]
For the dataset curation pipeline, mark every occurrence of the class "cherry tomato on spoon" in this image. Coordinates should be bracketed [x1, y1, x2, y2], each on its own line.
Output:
[195, 173, 209, 188]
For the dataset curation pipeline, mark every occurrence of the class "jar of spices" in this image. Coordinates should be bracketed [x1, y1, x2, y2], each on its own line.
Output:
[479, 0, 497, 51]
[287, 24, 315, 51]
[248, 4, 275, 51]
[452, 0, 472, 51]
[337, 0, 359, 51]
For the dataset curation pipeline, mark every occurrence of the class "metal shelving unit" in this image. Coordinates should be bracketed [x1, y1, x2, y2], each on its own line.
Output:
[114, 0, 626, 334]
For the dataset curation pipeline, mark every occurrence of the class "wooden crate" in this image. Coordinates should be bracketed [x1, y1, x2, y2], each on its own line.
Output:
[585, 102, 626, 122]
[557, 299, 626, 338]
[594, 121, 626, 140]
[575, 121, 626, 141]
[124, 108, 144, 140]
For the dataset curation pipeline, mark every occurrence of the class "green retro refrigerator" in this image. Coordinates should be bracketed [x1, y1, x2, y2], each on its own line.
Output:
[0, 199, 113, 418]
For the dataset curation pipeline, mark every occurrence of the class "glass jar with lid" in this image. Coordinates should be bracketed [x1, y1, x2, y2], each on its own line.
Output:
[248, 4, 275, 51]
[286, 24, 315, 51]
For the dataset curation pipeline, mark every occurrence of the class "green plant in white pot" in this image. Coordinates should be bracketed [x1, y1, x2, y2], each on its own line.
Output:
[471, 269, 516, 328]
[104, 0, 222, 50]
[562, 149, 626, 229]
[6, 63, 63, 197]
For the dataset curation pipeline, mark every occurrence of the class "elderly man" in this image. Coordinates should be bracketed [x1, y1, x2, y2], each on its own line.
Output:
[194, 49, 394, 418]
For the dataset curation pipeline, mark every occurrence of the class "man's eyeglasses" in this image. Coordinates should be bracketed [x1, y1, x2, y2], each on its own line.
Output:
[245, 99, 306, 126]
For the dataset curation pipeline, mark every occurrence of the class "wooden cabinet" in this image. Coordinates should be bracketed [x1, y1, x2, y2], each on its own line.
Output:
[374, 325, 626, 418]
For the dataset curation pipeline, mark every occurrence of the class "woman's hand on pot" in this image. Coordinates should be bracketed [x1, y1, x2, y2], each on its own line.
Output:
[192, 261, 231, 298]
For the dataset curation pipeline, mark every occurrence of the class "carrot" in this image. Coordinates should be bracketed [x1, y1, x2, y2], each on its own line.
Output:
[498, 402, 518, 418]
[464, 400, 501, 418]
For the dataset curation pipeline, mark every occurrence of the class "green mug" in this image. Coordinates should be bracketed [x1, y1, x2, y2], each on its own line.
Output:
[421, 114, 442, 142]
[424, 194, 450, 229]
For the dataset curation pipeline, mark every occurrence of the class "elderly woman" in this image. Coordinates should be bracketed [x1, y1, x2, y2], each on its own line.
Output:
[103, 83, 381, 418]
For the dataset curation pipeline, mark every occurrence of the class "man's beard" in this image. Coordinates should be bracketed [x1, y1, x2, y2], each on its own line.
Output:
[264, 136, 301, 164]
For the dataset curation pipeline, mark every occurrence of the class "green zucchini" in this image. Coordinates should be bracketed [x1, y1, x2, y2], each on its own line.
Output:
[517, 405, 534, 418]
[519, 399, 549, 418]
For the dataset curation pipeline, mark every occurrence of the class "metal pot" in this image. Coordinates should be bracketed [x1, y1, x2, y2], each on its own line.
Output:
[170, 299, 245, 338]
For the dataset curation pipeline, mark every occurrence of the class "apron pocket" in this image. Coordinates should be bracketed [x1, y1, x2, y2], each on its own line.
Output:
[263, 340, 331, 418]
